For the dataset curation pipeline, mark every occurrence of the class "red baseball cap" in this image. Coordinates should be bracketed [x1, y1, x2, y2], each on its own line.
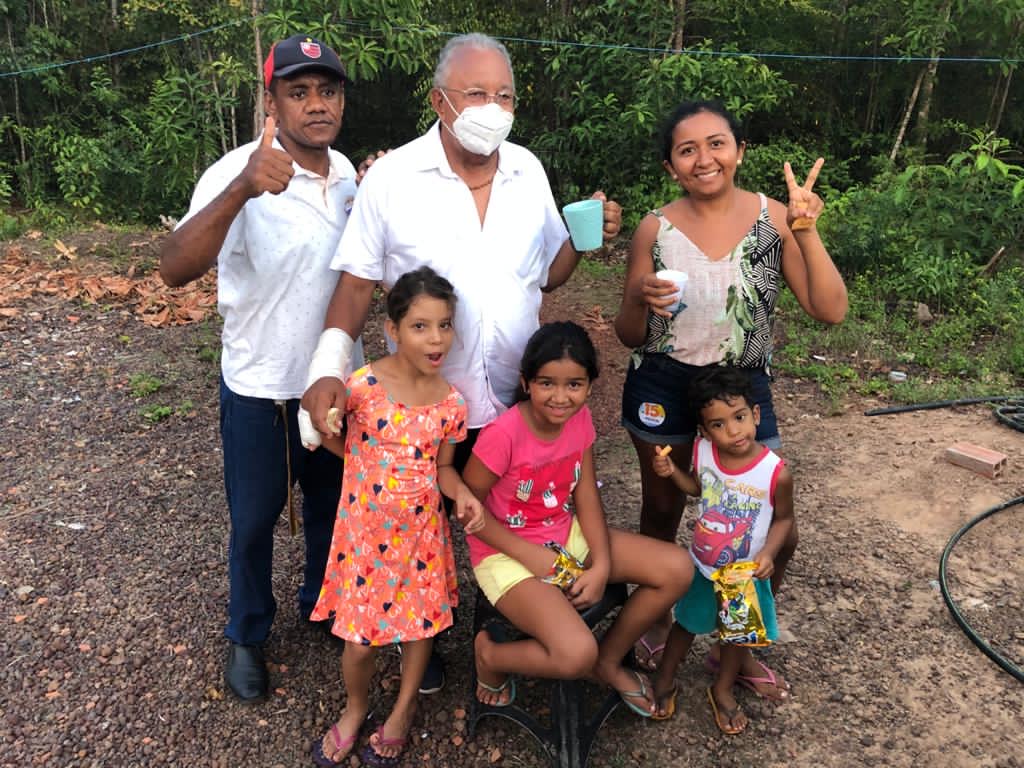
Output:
[263, 34, 348, 88]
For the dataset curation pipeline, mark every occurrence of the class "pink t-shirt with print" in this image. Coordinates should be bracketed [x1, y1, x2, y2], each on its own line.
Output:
[467, 404, 596, 566]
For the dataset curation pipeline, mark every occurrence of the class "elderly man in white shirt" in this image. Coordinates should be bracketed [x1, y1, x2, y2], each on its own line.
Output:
[299, 32, 621, 696]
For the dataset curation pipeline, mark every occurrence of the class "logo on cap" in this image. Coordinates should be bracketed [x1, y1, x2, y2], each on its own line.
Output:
[300, 40, 322, 59]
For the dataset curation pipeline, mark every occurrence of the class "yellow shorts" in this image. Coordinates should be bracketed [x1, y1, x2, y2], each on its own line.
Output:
[473, 517, 590, 606]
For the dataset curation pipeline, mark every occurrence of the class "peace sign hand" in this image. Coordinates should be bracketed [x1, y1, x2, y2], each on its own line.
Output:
[784, 158, 824, 232]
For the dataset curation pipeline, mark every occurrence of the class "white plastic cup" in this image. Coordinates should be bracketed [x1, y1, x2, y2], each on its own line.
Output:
[562, 199, 604, 251]
[656, 269, 689, 313]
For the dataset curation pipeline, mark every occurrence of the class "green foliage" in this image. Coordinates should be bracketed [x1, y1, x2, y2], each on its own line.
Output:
[141, 404, 173, 423]
[774, 264, 1024, 407]
[53, 133, 109, 215]
[129, 373, 163, 398]
[142, 70, 224, 206]
[740, 137, 854, 202]
[575, 256, 625, 283]
[0, 213, 24, 240]
[2, 0, 1023, 227]
[532, 22, 792, 228]
[0, 165, 13, 207]
[823, 130, 1024, 310]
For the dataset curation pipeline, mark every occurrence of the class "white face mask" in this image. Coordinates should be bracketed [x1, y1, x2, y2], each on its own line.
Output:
[441, 92, 514, 156]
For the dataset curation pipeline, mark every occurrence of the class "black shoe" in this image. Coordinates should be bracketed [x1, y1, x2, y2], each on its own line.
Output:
[308, 617, 345, 647]
[224, 643, 268, 703]
[396, 646, 446, 694]
[419, 650, 446, 695]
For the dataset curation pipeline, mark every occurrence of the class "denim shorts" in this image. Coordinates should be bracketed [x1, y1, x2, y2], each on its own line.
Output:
[620, 355, 780, 448]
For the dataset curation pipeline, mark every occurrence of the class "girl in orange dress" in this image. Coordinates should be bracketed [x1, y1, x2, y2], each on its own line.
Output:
[309, 266, 484, 768]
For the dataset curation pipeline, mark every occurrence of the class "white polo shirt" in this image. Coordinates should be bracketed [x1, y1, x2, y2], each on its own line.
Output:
[332, 123, 569, 428]
[179, 136, 362, 400]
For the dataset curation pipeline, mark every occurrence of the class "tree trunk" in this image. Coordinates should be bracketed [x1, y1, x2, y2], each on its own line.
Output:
[252, 0, 264, 138]
[231, 85, 239, 150]
[864, 33, 880, 132]
[910, 0, 953, 151]
[667, 0, 687, 51]
[890, 66, 925, 162]
[991, 19, 1022, 132]
[986, 68, 1003, 128]
[208, 53, 229, 156]
[910, 55, 940, 149]
[992, 65, 1014, 135]
[110, 0, 120, 86]
[5, 18, 26, 165]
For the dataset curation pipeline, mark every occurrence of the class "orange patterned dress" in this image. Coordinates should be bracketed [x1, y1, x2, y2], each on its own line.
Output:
[310, 365, 467, 645]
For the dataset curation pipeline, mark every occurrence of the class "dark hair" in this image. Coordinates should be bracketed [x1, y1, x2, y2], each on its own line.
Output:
[688, 366, 754, 422]
[386, 266, 457, 324]
[518, 321, 599, 392]
[659, 100, 744, 163]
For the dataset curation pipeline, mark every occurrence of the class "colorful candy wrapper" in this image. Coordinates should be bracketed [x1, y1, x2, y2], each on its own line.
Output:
[542, 541, 586, 591]
[710, 561, 771, 647]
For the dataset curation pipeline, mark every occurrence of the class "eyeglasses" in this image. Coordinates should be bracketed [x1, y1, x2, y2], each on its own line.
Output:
[441, 87, 516, 108]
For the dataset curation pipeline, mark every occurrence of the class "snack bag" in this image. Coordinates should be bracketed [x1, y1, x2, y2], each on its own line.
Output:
[710, 561, 770, 647]
[541, 541, 586, 592]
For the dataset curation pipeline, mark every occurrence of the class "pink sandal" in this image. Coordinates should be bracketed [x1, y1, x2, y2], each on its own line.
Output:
[311, 722, 360, 767]
[359, 724, 409, 768]
[634, 635, 666, 672]
[705, 655, 791, 702]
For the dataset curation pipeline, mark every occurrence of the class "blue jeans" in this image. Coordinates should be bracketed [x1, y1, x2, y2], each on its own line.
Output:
[219, 378, 342, 645]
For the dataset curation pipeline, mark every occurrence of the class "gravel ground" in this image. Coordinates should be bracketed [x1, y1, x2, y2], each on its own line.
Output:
[2, 233, 1022, 768]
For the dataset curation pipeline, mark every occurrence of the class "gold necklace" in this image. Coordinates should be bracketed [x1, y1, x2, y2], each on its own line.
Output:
[467, 176, 494, 191]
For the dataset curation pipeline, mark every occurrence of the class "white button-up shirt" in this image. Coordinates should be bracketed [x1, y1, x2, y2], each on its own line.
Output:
[333, 123, 569, 428]
[179, 136, 360, 400]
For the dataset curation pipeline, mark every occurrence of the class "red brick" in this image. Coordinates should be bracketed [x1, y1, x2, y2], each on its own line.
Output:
[944, 442, 1008, 479]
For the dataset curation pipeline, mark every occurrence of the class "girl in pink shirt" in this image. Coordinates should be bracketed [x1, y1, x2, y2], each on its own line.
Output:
[463, 321, 693, 717]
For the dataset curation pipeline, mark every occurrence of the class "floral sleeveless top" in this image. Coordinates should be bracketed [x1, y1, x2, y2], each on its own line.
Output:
[631, 193, 782, 374]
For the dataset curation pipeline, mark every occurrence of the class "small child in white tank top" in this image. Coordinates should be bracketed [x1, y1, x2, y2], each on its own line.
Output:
[649, 366, 794, 735]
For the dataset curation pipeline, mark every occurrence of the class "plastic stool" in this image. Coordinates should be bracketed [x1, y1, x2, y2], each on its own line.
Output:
[467, 582, 629, 768]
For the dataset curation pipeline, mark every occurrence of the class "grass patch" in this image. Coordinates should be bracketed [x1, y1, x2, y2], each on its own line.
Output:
[774, 274, 1024, 406]
[576, 255, 625, 282]
[129, 373, 163, 398]
[193, 318, 221, 367]
[141, 404, 173, 423]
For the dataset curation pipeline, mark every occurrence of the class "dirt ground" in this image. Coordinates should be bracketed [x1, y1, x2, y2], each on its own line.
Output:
[1, 231, 1022, 768]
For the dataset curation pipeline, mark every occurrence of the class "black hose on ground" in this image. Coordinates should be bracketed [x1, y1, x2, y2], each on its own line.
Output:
[864, 396, 1023, 430]
[994, 401, 1024, 432]
[865, 395, 1024, 680]
[938, 496, 1024, 683]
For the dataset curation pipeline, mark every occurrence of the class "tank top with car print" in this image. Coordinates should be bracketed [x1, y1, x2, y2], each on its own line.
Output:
[689, 436, 784, 580]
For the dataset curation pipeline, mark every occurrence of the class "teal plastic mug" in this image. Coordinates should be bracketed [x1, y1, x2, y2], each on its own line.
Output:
[562, 199, 604, 251]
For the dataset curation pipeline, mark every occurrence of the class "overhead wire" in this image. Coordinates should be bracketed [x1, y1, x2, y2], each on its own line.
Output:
[0, 17, 250, 79]
[1, 14, 1021, 80]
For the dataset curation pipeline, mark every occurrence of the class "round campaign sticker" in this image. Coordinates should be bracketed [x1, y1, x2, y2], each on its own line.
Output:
[638, 402, 665, 428]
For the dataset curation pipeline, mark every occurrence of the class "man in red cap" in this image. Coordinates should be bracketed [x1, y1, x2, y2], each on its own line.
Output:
[160, 34, 361, 703]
